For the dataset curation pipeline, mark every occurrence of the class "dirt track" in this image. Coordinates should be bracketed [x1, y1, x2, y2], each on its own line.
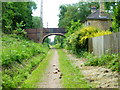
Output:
[64, 50, 119, 88]
[39, 49, 118, 88]
[39, 49, 62, 88]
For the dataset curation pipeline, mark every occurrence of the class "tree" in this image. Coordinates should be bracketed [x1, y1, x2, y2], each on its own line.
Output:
[44, 37, 51, 44]
[54, 35, 64, 48]
[104, 2, 120, 32]
[2, 2, 37, 34]
[112, 2, 120, 32]
[58, 2, 99, 28]
[32, 16, 43, 28]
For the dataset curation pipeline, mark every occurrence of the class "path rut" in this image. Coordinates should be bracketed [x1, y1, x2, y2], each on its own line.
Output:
[39, 49, 62, 88]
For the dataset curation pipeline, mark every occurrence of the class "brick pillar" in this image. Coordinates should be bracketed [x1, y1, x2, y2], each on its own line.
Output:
[39, 28, 43, 43]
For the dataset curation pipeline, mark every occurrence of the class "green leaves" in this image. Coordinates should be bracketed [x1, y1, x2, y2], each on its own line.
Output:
[13, 21, 26, 36]
[32, 16, 43, 28]
[2, 34, 49, 89]
[58, 2, 99, 28]
[2, 34, 48, 66]
[2, 2, 37, 34]
[84, 52, 119, 72]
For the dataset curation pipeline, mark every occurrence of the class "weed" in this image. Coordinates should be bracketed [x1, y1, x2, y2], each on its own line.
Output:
[2, 34, 49, 89]
[83, 52, 119, 72]
[58, 49, 92, 88]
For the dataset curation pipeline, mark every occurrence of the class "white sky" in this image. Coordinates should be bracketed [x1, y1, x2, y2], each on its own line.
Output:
[32, 0, 80, 28]
[32, 0, 80, 42]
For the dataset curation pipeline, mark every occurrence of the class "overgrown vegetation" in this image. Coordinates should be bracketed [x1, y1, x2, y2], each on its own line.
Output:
[58, 49, 92, 88]
[2, 2, 37, 34]
[64, 20, 112, 54]
[58, 2, 99, 28]
[2, 34, 49, 89]
[58, 2, 119, 73]
[21, 50, 54, 88]
[82, 52, 119, 72]
[2, 34, 48, 66]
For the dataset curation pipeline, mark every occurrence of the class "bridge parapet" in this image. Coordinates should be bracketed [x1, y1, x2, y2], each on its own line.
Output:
[25, 28, 66, 43]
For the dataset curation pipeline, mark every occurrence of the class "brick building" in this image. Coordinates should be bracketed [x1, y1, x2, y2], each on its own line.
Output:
[84, 3, 112, 31]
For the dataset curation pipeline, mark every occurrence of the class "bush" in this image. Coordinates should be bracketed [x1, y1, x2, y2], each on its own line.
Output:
[78, 27, 112, 45]
[83, 52, 119, 72]
[2, 34, 49, 89]
[2, 34, 48, 66]
[64, 25, 112, 54]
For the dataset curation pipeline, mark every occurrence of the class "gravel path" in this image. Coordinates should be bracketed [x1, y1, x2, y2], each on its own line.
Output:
[39, 49, 62, 88]
[63, 49, 119, 88]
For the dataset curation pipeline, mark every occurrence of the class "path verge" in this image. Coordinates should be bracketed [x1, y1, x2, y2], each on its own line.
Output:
[63, 50, 119, 88]
[58, 49, 92, 88]
[21, 50, 54, 88]
[39, 49, 62, 88]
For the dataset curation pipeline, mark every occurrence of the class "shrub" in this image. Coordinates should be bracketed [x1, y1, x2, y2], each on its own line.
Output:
[78, 26, 112, 45]
[2, 34, 48, 66]
[84, 52, 119, 72]
[65, 26, 112, 54]
[2, 34, 49, 89]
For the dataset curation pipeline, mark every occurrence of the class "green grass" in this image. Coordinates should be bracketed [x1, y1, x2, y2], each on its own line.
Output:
[52, 44, 62, 49]
[2, 53, 46, 89]
[2, 34, 49, 89]
[58, 49, 92, 88]
[21, 50, 54, 88]
[2, 34, 49, 66]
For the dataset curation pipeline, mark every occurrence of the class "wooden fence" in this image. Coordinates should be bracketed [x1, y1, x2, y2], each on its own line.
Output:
[88, 32, 120, 57]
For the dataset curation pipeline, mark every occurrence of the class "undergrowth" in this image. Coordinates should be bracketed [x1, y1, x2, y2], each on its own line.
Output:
[21, 50, 54, 88]
[2, 34, 49, 89]
[58, 49, 92, 88]
[82, 52, 119, 72]
[2, 34, 48, 66]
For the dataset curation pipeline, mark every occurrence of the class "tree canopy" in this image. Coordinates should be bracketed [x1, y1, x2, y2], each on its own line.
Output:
[32, 16, 43, 28]
[58, 2, 99, 28]
[2, 2, 37, 34]
[104, 2, 120, 32]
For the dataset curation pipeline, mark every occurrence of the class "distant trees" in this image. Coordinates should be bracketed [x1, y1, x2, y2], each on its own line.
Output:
[104, 2, 120, 32]
[54, 35, 64, 48]
[32, 16, 43, 28]
[44, 37, 51, 44]
[58, 2, 99, 28]
[2, 2, 37, 34]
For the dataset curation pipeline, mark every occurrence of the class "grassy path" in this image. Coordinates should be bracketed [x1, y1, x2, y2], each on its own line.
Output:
[21, 49, 92, 88]
[21, 50, 54, 88]
[58, 49, 92, 88]
[39, 49, 62, 88]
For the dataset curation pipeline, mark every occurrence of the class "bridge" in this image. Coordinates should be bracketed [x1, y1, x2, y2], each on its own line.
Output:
[25, 28, 66, 43]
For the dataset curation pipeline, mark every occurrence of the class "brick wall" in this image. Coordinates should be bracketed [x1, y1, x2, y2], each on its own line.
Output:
[86, 19, 112, 31]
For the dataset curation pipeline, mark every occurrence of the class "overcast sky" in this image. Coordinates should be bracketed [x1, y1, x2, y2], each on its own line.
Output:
[32, 0, 80, 28]
[32, 0, 80, 41]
